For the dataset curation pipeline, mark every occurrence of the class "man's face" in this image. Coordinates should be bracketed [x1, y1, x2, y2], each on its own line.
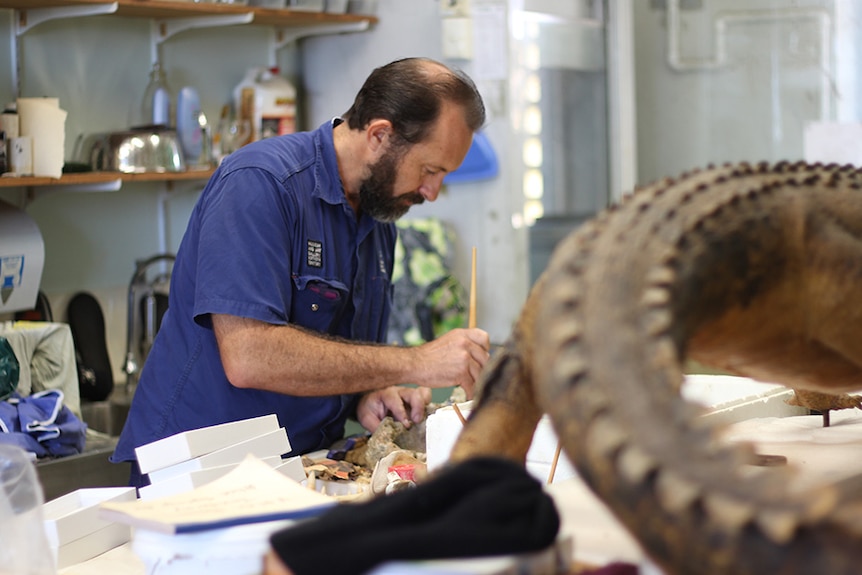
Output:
[359, 102, 474, 223]
[358, 145, 423, 223]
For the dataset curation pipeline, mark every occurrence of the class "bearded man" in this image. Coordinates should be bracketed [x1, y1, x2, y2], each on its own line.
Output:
[111, 58, 490, 488]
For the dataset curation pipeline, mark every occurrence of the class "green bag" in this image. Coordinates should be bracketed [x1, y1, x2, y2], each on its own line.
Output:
[0, 337, 20, 401]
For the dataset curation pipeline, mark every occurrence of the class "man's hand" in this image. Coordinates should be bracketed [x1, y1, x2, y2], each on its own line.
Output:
[357, 386, 432, 432]
[412, 328, 490, 397]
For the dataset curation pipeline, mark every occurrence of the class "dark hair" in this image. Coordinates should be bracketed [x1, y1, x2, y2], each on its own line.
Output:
[343, 57, 486, 145]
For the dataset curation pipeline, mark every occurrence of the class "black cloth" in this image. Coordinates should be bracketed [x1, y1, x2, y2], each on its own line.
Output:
[270, 456, 561, 575]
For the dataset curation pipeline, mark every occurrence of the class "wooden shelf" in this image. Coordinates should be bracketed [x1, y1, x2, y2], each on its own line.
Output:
[0, 1, 375, 192]
[0, 169, 215, 189]
[0, 1, 378, 29]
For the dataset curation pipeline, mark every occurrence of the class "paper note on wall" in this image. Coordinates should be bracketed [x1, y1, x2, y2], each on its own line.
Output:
[804, 122, 862, 167]
[17, 97, 67, 179]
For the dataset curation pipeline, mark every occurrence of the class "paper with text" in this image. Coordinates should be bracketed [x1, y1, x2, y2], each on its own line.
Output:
[99, 455, 335, 534]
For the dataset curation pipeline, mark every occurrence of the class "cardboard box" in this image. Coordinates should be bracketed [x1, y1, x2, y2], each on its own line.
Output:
[135, 414, 281, 474]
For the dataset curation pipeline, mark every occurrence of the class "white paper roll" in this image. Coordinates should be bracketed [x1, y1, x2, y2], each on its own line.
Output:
[17, 97, 67, 179]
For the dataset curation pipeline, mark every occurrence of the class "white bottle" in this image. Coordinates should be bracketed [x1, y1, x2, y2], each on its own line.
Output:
[176, 86, 203, 166]
[233, 67, 297, 143]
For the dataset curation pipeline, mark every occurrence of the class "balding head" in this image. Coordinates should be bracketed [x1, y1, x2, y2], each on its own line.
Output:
[342, 57, 486, 147]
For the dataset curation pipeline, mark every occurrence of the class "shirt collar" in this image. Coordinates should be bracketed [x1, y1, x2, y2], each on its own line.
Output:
[314, 118, 347, 206]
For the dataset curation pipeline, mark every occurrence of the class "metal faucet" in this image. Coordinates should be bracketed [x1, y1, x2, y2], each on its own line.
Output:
[123, 253, 175, 395]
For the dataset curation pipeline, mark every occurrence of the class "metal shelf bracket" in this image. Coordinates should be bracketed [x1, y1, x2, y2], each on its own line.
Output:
[276, 19, 370, 47]
[16, 3, 119, 36]
[150, 12, 255, 63]
[270, 20, 370, 64]
[27, 178, 123, 204]
[11, 3, 119, 97]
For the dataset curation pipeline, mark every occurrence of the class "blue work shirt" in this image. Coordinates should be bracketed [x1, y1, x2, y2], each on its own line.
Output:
[112, 120, 396, 467]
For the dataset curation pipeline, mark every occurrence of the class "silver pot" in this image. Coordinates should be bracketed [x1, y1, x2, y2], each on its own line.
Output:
[76, 127, 186, 173]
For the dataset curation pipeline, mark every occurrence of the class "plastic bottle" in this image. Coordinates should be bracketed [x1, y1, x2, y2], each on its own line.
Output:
[233, 67, 297, 143]
[139, 62, 172, 128]
[176, 86, 204, 166]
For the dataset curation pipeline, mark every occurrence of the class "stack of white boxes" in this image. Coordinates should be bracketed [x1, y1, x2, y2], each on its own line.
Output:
[42, 486, 137, 569]
[135, 414, 306, 500]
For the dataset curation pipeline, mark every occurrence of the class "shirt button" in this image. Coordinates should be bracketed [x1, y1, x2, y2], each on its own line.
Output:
[311, 304, 319, 312]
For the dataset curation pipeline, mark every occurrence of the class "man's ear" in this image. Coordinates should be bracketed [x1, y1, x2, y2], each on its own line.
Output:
[366, 119, 392, 153]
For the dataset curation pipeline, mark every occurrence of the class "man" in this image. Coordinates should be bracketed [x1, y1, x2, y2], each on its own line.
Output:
[111, 58, 490, 487]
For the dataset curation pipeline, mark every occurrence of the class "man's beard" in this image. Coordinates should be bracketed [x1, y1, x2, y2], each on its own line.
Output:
[358, 148, 425, 223]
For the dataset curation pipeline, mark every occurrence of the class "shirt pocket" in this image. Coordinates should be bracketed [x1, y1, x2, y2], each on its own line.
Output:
[290, 275, 349, 335]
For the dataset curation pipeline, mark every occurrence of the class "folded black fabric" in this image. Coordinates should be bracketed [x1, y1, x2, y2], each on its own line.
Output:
[270, 456, 560, 575]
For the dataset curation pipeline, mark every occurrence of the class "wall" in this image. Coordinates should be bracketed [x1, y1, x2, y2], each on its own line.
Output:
[0, 7, 301, 383]
[303, 0, 529, 346]
[0, 1, 530, 386]
[632, 0, 847, 184]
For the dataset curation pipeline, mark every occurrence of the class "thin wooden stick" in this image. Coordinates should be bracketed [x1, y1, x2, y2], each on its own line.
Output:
[452, 247, 477, 417]
[547, 440, 562, 484]
[452, 402, 467, 426]
[468, 246, 477, 329]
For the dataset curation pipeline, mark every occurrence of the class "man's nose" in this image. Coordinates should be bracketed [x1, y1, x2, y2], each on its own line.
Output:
[419, 173, 446, 202]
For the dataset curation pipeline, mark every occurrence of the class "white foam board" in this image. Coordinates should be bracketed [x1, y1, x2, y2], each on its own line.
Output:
[273, 455, 307, 484]
[131, 519, 293, 575]
[138, 456, 283, 501]
[43, 487, 136, 548]
[135, 414, 281, 474]
[146, 428, 291, 484]
[425, 403, 577, 483]
[52, 522, 131, 569]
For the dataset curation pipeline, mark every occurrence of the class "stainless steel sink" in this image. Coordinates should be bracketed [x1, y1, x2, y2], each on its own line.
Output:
[80, 388, 133, 437]
[36, 433, 131, 501]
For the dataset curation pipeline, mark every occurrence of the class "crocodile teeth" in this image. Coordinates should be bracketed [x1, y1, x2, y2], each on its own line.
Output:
[704, 492, 755, 532]
[548, 281, 580, 306]
[617, 445, 657, 485]
[548, 319, 583, 346]
[645, 265, 676, 287]
[641, 287, 671, 307]
[586, 415, 628, 459]
[756, 508, 800, 544]
[555, 352, 588, 384]
[642, 309, 672, 336]
[656, 470, 702, 513]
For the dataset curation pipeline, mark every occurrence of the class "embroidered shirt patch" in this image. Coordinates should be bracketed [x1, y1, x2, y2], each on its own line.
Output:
[307, 240, 323, 268]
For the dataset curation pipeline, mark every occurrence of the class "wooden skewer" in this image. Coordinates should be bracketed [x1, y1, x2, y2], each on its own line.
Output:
[468, 246, 477, 329]
[453, 247, 477, 428]
[452, 402, 467, 426]
[547, 440, 562, 484]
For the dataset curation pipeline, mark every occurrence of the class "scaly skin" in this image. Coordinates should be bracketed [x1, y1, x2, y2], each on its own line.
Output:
[450, 161, 862, 575]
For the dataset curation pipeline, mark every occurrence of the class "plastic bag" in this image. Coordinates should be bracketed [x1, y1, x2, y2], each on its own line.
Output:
[0, 337, 20, 402]
[0, 444, 55, 574]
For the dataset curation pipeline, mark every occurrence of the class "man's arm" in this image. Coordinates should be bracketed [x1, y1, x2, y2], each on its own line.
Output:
[213, 314, 489, 397]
